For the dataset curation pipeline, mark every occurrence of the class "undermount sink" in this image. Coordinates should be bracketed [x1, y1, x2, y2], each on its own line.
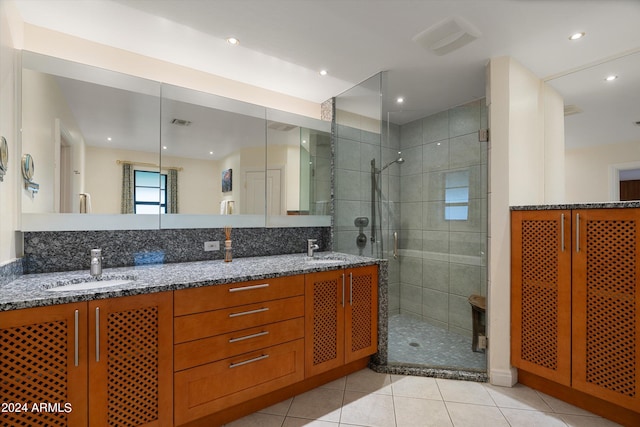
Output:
[46, 275, 136, 292]
[306, 255, 348, 264]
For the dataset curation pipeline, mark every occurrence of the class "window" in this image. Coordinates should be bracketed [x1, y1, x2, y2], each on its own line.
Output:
[445, 170, 469, 221]
[134, 170, 166, 214]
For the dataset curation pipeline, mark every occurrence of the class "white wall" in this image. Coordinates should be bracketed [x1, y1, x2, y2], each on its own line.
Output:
[0, 0, 22, 264]
[566, 141, 640, 202]
[21, 69, 86, 213]
[487, 56, 565, 387]
[22, 24, 320, 119]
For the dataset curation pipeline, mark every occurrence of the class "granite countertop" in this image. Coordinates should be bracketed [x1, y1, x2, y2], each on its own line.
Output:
[0, 252, 378, 312]
[510, 201, 640, 210]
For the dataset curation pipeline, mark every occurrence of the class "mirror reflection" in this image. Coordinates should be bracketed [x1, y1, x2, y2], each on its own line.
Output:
[20, 52, 331, 231]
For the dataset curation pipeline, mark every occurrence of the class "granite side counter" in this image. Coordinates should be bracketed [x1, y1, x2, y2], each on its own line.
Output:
[0, 252, 381, 312]
[511, 201, 640, 210]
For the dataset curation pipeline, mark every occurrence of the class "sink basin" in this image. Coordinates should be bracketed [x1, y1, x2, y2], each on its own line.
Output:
[46, 275, 136, 292]
[306, 255, 348, 264]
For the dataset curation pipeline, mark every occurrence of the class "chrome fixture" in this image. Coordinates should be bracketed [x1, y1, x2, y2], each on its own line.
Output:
[90, 248, 103, 277]
[307, 239, 320, 257]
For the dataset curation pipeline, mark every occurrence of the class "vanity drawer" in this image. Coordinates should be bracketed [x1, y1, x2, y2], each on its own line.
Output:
[174, 274, 304, 316]
[174, 317, 304, 371]
[174, 295, 304, 344]
[174, 339, 304, 426]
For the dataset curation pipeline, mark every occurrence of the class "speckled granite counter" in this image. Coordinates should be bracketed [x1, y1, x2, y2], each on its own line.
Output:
[511, 201, 640, 210]
[0, 252, 379, 312]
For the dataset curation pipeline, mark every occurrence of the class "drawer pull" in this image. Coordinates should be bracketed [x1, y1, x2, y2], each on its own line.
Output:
[74, 309, 79, 367]
[229, 354, 269, 368]
[228, 283, 270, 292]
[229, 307, 269, 318]
[229, 331, 269, 343]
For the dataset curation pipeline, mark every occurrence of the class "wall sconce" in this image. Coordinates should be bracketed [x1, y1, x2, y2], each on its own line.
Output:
[22, 153, 40, 196]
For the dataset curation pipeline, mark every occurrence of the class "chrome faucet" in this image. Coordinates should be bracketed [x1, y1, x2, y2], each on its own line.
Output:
[90, 248, 103, 278]
[307, 239, 320, 257]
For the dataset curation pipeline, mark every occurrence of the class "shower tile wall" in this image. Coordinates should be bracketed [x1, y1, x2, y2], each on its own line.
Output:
[398, 99, 488, 337]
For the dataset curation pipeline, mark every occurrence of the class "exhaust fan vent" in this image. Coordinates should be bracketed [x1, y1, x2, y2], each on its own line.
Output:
[413, 16, 481, 56]
[564, 105, 583, 116]
[268, 122, 297, 132]
[171, 118, 192, 126]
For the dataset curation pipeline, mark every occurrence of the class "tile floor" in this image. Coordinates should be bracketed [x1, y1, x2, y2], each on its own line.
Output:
[225, 369, 622, 427]
[388, 314, 486, 370]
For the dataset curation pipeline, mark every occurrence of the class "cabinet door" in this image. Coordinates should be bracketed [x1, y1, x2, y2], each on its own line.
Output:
[305, 269, 345, 377]
[0, 303, 88, 427]
[88, 292, 173, 427]
[345, 265, 378, 363]
[572, 208, 640, 411]
[511, 210, 572, 386]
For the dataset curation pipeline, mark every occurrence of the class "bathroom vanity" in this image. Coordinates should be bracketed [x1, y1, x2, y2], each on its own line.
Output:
[0, 253, 381, 427]
[510, 203, 640, 426]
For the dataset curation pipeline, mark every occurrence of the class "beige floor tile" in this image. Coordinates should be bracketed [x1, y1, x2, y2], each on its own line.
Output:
[287, 387, 344, 422]
[319, 376, 347, 390]
[560, 414, 624, 427]
[436, 378, 495, 406]
[341, 391, 396, 427]
[345, 369, 392, 395]
[391, 374, 442, 400]
[394, 396, 453, 427]
[284, 416, 340, 426]
[500, 408, 568, 427]
[445, 402, 510, 427]
[537, 392, 600, 416]
[258, 397, 293, 416]
[224, 412, 285, 427]
[484, 383, 553, 411]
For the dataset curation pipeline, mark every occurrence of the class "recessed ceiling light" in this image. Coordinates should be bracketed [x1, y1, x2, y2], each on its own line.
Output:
[107, 137, 112, 141]
[396, 97, 404, 104]
[226, 37, 239, 45]
[569, 32, 585, 41]
[319, 69, 328, 76]
[209, 151, 214, 155]
[162, 146, 167, 150]
[605, 75, 618, 82]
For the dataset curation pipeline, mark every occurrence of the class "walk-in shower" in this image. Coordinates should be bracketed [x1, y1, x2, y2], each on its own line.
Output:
[334, 71, 488, 378]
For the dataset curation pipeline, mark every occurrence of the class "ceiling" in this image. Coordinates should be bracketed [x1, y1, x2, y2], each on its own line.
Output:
[13, 0, 640, 148]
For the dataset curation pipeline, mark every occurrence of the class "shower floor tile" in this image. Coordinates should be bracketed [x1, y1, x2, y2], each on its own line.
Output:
[388, 314, 486, 370]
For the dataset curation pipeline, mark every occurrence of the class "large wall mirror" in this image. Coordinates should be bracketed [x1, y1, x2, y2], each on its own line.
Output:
[546, 50, 640, 202]
[20, 51, 331, 231]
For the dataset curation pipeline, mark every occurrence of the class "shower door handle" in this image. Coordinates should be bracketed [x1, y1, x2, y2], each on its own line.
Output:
[393, 232, 398, 260]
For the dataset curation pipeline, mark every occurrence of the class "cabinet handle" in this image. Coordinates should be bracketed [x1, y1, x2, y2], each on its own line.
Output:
[74, 309, 79, 367]
[349, 272, 353, 306]
[229, 354, 269, 368]
[95, 307, 100, 362]
[228, 283, 269, 292]
[229, 307, 269, 318]
[229, 331, 269, 343]
[576, 213, 580, 253]
[342, 273, 345, 307]
[561, 213, 565, 252]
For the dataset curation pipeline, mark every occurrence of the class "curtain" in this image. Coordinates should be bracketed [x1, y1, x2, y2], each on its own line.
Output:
[167, 168, 178, 214]
[121, 163, 134, 214]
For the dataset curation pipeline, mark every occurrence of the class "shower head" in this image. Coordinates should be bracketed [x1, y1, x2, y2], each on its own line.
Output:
[380, 156, 404, 172]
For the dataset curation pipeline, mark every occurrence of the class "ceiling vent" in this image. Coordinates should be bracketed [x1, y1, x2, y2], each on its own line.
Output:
[413, 16, 481, 56]
[268, 122, 297, 132]
[171, 118, 192, 126]
[564, 105, 583, 116]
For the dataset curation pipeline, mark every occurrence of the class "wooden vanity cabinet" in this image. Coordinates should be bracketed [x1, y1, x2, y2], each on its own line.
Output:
[173, 275, 306, 426]
[511, 208, 640, 422]
[0, 292, 173, 427]
[305, 265, 378, 377]
[0, 302, 88, 427]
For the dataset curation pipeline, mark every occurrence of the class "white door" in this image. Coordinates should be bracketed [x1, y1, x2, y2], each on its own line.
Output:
[244, 169, 282, 215]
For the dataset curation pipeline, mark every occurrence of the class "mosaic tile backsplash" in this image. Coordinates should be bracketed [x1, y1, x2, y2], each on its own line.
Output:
[23, 227, 331, 274]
